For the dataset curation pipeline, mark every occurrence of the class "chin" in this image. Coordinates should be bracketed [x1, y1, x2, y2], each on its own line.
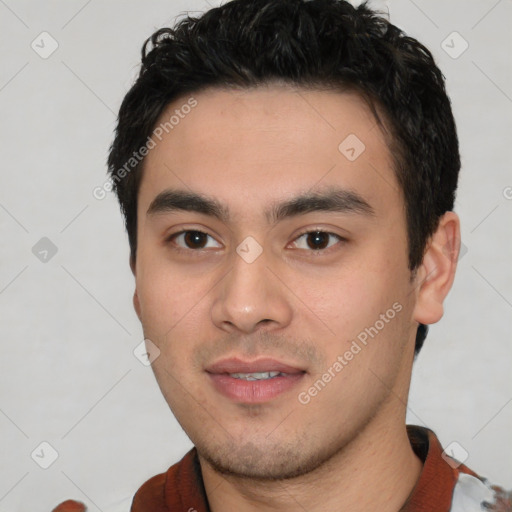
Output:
[196, 437, 337, 481]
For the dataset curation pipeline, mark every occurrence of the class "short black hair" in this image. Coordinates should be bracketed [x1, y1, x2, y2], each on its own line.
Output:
[108, 0, 460, 355]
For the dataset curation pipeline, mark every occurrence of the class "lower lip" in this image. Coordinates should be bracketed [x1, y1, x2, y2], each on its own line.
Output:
[208, 373, 305, 403]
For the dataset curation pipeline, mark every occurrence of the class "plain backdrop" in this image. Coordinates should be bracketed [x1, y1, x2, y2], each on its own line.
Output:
[0, 0, 511, 510]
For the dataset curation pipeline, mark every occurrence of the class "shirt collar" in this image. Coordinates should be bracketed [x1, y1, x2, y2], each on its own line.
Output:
[159, 425, 463, 512]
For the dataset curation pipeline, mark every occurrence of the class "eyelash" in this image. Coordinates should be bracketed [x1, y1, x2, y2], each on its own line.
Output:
[292, 229, 345, 252]
[165, 229, 346, 255]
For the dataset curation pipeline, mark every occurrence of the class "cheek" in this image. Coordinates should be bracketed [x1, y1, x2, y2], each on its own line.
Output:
[302, 270, 391, 335]
[135, 257, 194, 336]
[135, 258, 218, 363]
[298, 255, 410, 361]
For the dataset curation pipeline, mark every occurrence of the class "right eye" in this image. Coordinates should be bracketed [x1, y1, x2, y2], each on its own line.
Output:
[167, 230, 222, 251]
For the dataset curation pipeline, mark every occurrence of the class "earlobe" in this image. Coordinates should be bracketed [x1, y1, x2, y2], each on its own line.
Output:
[412, 211, 461, 326]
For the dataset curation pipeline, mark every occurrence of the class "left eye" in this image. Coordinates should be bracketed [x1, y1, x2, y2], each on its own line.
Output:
[291, 231, 343, 251]
[170, 230, 222, 250]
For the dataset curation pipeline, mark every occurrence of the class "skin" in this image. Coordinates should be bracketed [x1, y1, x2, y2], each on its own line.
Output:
[131, 84, 461, 511]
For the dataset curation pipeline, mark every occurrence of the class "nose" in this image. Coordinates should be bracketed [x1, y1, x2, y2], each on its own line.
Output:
[210, 245, 293, 334]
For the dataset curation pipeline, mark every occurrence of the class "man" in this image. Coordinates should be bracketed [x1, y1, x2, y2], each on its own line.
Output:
[54, 0, 510, 510]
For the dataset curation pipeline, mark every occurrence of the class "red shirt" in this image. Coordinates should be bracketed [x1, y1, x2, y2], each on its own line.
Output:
[53, 426, 510, 511]
[129, 426, 511, 511]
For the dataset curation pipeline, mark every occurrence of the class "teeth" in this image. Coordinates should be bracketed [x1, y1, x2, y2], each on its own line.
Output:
[229, 371, 282, 381]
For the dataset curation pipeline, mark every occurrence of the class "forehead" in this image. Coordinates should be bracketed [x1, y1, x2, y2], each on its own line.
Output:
[139, 84, 401, 220]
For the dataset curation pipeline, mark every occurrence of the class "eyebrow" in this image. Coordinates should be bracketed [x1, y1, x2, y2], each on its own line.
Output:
[146, 187, 375, 223]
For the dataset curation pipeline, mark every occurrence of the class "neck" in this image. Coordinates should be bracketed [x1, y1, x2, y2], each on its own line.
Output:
[200, 405, 423, 512]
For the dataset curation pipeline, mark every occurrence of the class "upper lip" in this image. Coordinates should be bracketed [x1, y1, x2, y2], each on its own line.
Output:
[206, 357, 305, 375]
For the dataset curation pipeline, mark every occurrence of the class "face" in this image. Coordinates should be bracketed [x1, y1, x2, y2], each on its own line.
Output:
[132, 84, 422, 480]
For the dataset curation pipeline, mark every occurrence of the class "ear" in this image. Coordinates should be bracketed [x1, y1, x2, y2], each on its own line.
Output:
[130, 256, 142, 322]
[412, 211, 461, 325]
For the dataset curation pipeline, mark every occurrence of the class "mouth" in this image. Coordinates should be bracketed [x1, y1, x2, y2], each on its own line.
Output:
[228, 371, 288, 381]
[205, 358, 306, 403]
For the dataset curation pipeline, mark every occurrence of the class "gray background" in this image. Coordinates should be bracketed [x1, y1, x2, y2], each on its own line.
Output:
[0, 0, 511, 510]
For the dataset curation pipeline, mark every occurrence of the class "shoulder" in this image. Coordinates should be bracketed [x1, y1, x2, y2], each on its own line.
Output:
[130, 471, 167, 511]
[130, 448, 203, 512]
[406, 425, 511, 512]
[451, 470, 512, 512]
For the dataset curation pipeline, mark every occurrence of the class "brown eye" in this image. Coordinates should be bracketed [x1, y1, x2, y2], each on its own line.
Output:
[170, 230, 221, 250]
[183, 231, 208, 249]
[292, 231, 343, 251]
[306, 231, 330, 250]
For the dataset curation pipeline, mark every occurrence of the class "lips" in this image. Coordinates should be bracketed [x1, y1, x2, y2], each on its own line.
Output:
[206, 357, 305, 375]
[206, 357, 306, 403]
